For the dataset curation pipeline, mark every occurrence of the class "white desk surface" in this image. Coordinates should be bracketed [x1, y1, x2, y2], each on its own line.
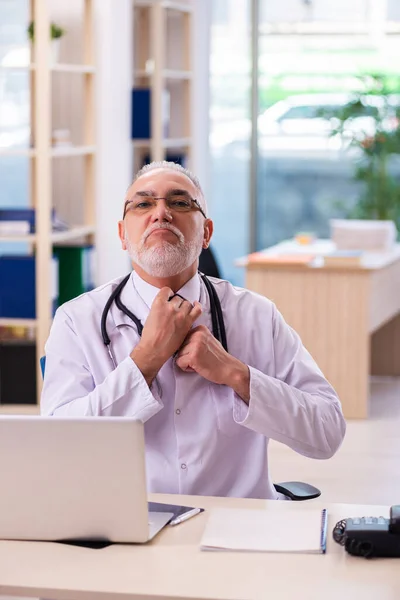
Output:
[236, 239, 400, 270]
[0, 494, 398, 600]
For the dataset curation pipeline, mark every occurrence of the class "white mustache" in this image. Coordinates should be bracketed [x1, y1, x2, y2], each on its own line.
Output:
[142, 223, 184, 244]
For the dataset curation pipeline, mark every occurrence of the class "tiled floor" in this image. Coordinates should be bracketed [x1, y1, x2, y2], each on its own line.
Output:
[269, 376, 400, 505]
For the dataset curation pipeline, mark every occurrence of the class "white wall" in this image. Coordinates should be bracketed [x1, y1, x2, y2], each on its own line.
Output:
[95, 0, 133, 284]
[191, 0, 212, 203]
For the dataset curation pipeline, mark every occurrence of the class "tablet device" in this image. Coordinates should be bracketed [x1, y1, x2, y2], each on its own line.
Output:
[148, 502, 204, 526]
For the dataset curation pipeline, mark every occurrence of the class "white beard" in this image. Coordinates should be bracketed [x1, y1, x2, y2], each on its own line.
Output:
[125, 222, 204, 277]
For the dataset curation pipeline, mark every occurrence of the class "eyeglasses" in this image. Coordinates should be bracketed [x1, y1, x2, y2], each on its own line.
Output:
[123, 191, 207, 219]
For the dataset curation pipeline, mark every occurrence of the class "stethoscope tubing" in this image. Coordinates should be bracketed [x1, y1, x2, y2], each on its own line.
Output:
[101, 273, 227, 371]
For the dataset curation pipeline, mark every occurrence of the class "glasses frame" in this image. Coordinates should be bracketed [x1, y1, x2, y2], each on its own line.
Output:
[122, 194, 207, 220]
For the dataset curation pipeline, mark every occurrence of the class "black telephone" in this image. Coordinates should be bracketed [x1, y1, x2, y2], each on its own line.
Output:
[333, 505, 400, 558]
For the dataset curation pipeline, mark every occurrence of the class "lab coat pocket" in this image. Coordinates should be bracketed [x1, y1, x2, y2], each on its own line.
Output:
[210, 383, 241, 438]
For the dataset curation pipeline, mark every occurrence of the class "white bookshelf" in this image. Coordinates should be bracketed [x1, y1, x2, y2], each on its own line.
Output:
[132, 0, 193, 167]
[134, 68, 192, 80]
[163, 137, 192, 148]
[163, 69, 192, 80]
[51, 63, 96, 74]
[135, 0, 193, 13]
[0, 148, 36, 157]
[132, 137, 191, 149]
[0, 225, 96, 244]
[0, 319, 37, 329]
[0, 146, 95, 158]
[0, 0, 97, 408]
[51, 145, 96, 157]
[0, 63, 95, 73]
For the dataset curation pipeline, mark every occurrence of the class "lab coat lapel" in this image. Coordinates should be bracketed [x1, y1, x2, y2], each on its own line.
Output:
[195, 277, 213, 330]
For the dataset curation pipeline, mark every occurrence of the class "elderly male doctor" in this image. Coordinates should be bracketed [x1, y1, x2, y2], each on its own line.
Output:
[41, 161, 346, 500]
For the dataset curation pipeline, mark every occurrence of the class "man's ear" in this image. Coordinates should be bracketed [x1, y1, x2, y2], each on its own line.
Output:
[202, 219, 214, 249]
[118, 221, 127, 250]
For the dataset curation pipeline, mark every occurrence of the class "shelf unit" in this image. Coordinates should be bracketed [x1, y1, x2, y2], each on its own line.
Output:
[135, 0, 193, 13]
[0, 0, 96, 408]
[0, 224, 96, 244]
[1, 63, 95, 74]
[132, 136, 192, 149]
[132, 0, 193, 170]
[0, 319, 37, 329]
[134, 69, 192, 80]
[0, 145, 95, 158]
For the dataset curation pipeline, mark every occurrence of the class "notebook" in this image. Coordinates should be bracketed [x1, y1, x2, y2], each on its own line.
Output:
[200, 507, 328, 554]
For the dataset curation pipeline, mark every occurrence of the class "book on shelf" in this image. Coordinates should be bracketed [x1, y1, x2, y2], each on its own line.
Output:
[53, 245, 95, 305]
[0, 256, 59, 319]
[131, 88, 170, 139]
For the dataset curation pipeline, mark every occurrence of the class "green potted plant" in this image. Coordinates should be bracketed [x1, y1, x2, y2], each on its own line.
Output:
[322, 74, 400, 232]
[27, 21, 66, 64]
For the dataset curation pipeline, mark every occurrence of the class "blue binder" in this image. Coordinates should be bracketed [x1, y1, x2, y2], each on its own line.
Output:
[0, 255, 58, 318]
[0, 256, 36, 318]
[0, 208, 56, 233]
[131, 88, 151, 139]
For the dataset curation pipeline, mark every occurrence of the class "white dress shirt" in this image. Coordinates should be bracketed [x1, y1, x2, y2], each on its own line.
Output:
[41, 271, 346, 499]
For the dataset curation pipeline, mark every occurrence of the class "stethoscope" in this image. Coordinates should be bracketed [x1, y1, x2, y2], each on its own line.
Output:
[100, 272, 228, 370]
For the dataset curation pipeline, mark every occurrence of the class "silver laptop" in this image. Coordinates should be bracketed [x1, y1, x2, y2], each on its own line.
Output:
[0, 416, 173, 543]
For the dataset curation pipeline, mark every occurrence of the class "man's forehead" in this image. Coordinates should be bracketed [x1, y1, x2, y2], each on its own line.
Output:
[129, 169, 196, 195]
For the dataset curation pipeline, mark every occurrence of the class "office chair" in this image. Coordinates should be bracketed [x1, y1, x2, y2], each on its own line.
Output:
[199, 246, 222, 279]
[39, 356, 320, 502]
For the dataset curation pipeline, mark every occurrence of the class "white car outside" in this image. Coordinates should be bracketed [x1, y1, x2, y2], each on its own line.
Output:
[211, 92, 399, 159]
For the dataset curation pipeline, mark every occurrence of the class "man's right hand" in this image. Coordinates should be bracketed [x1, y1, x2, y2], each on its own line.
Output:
[130, 287, 202, 386]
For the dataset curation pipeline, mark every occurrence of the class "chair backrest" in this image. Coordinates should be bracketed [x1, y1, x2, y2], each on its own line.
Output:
[199, 246, 221, 279]
[40, 356, 46, 378]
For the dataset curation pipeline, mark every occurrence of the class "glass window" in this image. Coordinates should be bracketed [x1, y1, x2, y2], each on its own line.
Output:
[388, 0, 400, 20]
[256, 0, 400, 252]
[0, 0, 30, 256]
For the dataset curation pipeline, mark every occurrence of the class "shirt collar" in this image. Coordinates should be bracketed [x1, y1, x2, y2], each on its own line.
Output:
[132, 270, 201, 309]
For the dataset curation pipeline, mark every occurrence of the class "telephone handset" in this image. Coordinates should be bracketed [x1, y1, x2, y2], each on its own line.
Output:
[333, 505, 400, 558]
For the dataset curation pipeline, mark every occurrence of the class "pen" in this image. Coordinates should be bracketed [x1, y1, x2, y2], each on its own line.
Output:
[169, 508, 202, 526]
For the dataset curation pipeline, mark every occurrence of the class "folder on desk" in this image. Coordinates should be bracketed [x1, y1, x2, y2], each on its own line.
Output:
[201, 507, 328, 554]
[247, 252, 315, 266]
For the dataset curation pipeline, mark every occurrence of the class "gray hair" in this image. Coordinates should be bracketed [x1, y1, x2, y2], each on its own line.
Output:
[131, 161, 207, 214]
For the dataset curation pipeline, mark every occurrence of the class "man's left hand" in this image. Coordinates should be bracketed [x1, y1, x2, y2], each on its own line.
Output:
[175, 325, 250, 403]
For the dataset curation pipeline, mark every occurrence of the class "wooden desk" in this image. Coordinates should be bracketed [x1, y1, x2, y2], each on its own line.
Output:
[0, 493, 399, 600]
[244, 241, 400, 419]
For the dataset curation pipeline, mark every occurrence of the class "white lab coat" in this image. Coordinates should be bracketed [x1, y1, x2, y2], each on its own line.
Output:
[41, 273, 346, 499]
